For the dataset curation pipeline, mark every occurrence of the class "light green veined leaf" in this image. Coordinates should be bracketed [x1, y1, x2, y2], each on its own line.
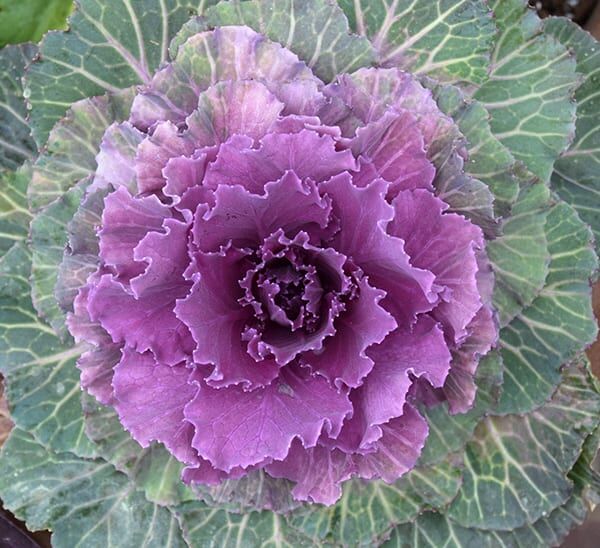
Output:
[30, 180, 88, 337]
[29, 89, 134, 212]
[286, 459, 462, 546]
[545, 18, 600, 253]
[0, 43, 37, 170]
[338, 0, 496, 86]
[0, 168, 32, 254]
[82, 394, 194, 506]
[496, 200, 597, 414]
[0, 428, 187, 548]
[0, 243, 94, 457]
[447, 357, 600, 530]
[204, 0, 376, 82]
[55, 183, 110, 314]
[23, 0, 211, 146]
[569, 425, 600, 507]
[474, 0, 578, 182]
[191, 470, 300, 514]
[488, 183, 553, 327]
[175, 499, 312, 547]
[417, 351, 503, 467]
[384, 494, 587, 548]
[428, 80, 521, 217]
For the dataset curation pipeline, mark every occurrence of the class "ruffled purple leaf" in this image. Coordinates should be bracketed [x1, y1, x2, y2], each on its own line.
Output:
[192, 172, 332, 253]
[175, 247, 281, 389]
[98, 187, 171, 281]
[185, 364, 352, 472]
[204, 130, 356, 194]
[112, 348, 199, 465]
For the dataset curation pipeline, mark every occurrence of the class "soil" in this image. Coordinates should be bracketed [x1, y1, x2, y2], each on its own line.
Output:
[529, 0, 599, 23]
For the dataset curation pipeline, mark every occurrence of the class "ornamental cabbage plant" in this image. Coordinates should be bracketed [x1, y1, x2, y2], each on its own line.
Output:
[0, 1, 599, 546]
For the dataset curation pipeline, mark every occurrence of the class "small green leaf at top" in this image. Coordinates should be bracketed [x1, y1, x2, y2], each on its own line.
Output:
[0, 0, 72, 47]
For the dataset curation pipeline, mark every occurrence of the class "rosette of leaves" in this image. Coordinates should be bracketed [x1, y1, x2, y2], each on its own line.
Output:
[0, 0, 599, 546]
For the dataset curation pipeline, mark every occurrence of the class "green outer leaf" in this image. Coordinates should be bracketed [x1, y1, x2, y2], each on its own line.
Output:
[447, 358, 600, 530]
[191, 470, 301, 514]
[0, 169, 32, 254]
[168, 15, 209, 59]
[545, 18, 600, 253]
[488, 183, 552, 327]
[23, 0, 207, 147]
[82, 394, 193, 506]
[29, 89, 134, 212]
[428, 80, 520, 217]
[0, 428, 187, 548]
[418, 351, 504, 467]
[204, 0, 376, 82]
[384, 494, 587, 548]
[0, 243, 94, 457]
[286, 459, 462, 547]
[175, 500, 311, 547]
[0, 0, 72, 47]
[0, 43, 37, 170]
[497, 200, 597, 414]
[55, 183, 109, 313]
[570, 424, 600, 507]
[474, 0, 578, 182]
[338, 0, 496, 86]
[31, 181, 88, 338]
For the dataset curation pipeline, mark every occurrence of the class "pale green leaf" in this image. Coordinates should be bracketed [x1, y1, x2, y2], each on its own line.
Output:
[570, 425, 600, 507]
[474, 0, 578, 182]
[0, 243, 94, 457]
[0, 169, 32, 254]
[284, 353, 502, 546]
[30, 181, 88, 337]
[545, 18, 600, 252]
[338, 0, 495, 86]
[0, 0, 72, 47]
[204, 0, 376, 82]
[497, 200, 597, 414]
[286, 459, 462, 546]
[418, 351, 504, 467]
[488, 183, 552, 327]
[29, 89, 134, 212]
[23, 0, 207, 146]
[55, 184, 109, 313]
[0, 428, 187, 548]
[448, 358, 600, 530]
[428, 81, 520, 217]
[384, 495, 587, 548]
[191, 470, 300, 514]
[176, 500, 311, 547]
[82, 394, 193, 506]
[0, 43, 37, 170]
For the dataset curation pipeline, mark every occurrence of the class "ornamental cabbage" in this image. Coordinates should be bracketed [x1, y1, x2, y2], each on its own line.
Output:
[67, 31, 497, 503]
[0, 0, 599, 546]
